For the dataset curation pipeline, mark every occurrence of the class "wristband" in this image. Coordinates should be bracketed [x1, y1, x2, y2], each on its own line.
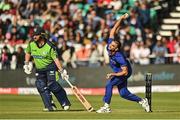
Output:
[24, 61, 29, 65]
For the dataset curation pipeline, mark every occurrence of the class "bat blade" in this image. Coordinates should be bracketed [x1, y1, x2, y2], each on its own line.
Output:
[72, 86, 93, 112]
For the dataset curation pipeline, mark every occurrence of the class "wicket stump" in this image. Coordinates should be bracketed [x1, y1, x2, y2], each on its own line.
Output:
[145, 73, 152, 112]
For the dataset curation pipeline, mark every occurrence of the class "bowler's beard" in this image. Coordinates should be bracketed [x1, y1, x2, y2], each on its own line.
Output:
[108, 49, 116, 56]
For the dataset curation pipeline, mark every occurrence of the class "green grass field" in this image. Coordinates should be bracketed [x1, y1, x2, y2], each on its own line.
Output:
[0, 92, 180, 119]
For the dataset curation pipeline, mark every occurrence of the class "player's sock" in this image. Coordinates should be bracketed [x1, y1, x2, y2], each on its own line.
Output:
[51, 102, 57, 110]
[104, 103, 110, 107]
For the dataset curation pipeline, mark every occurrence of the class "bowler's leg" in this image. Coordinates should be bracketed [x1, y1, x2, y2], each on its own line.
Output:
[103, 80, 113, 104]
[97, 77, 123, 113]
[117, 81, 141, 102]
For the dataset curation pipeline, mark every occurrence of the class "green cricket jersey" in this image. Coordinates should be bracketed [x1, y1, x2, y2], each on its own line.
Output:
[26, 40, 58, 70]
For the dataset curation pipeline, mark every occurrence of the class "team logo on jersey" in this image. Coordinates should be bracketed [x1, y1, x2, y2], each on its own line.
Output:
[110, 59, 116, 65]
[49, 71, 55, 76]
[42, 51, 48, 55]
[32, 49, 37, 52]
[32, 55, 44, 59]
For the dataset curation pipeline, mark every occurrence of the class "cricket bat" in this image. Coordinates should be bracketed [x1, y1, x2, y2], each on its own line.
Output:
[64, 77, 94, 112]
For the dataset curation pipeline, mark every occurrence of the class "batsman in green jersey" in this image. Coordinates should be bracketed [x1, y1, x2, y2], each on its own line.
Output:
[23, 27, 71, 111]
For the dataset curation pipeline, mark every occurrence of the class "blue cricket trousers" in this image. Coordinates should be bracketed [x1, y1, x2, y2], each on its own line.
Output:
[103, 76, 141, 104]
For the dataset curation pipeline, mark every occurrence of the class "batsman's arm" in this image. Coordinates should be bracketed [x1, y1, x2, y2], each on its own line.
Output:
[25, 53, 31, 64]
[109, 13, 129, 38]
[54, 58, 69, 80]
[25, 42, 31, 64]
[23, 43, 33, 74]
[50, 47, 64, 71]
[51, 46, 69, 79]
[53, 58, 64, 72]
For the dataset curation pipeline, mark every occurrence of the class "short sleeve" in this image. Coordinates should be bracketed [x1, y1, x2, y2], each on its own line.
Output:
[25, 43, 31, 53]
[107, 38, 113, 45]
[50, 48, 58, 60]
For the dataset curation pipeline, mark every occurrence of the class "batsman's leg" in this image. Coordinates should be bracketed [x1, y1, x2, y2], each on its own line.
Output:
[43, 92, 57, 111]
[35, 79, 54, 111]
[47, 70, 71, 110]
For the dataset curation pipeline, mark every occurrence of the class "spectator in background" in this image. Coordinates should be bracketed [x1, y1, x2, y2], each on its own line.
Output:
[130, 40, 142, 64]
[105, 12, 115, 28]
[89, 43, 101, 67]
[0, 0, 178, 69]
[110, 0, 122, 11]
[75, 31, 84, 44]
[10, 52, 16, 70]
[128, 8, 142, 30]
[122, 33, 134, 58]
[13, 46, 25, 69]
[166, 36, 177, 54]
[138, 1, 150, 28]
[163, 36, 176, 63]
[0, 0, 11, 13]
[0, 46, 11, 70]
[130, 39, 150, 65]
[102, 40, 110, 65]
[143, 28, 156, 44]
[153, 40, 167, 64]
[0, 27, 5, 43]
[59, 41, 76, 68]
[174, 36, 180, 63]
[43, 19, 51, 32]
[145, 38, 154, 54]
[88, 10, 102, 31]
[84, 25, 94, 44]
[139, 42, 150, 65]
[76, 44, 91, 66]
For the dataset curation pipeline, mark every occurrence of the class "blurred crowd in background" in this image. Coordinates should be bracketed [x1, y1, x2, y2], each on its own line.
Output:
[0, 0, 180, 70]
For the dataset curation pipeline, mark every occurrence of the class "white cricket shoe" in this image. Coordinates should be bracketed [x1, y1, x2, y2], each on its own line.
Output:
[43, 106, 57, 112]
[63, 105, 70, 111]
[43, 108, 49, 112]
[96, 106, 111, 113]
[139, 98, 150, 112]
[43, 102, 57, 111]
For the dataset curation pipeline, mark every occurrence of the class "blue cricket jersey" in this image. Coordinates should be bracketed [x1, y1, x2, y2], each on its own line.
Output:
[107, 38, 132, 76]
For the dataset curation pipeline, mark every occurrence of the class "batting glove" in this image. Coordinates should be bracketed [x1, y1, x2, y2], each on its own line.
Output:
[59, 69, 69, 80]
[23, 62, 33, 74]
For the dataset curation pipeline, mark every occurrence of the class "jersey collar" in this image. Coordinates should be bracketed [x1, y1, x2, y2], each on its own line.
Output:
[35, 41, 46, 48]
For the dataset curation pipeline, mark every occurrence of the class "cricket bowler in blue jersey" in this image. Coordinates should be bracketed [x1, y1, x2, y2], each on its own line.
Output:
[96, 13, 150, 113]
[23, 27, 71, 111]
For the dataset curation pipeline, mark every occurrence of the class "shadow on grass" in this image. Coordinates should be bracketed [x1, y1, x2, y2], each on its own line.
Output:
[154, 110, 180, 113]
[49, 109, 87, 112]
